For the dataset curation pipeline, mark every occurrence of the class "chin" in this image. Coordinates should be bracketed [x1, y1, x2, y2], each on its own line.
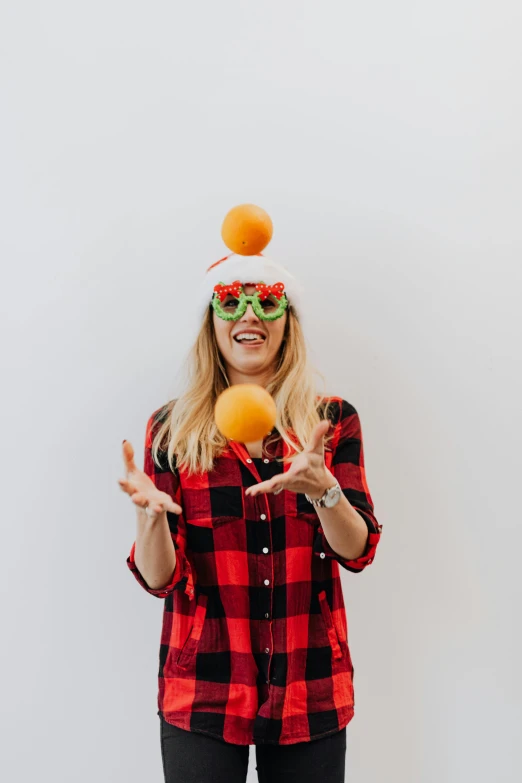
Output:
[232, 354, 271, 370]
[236, 358, 267, 370]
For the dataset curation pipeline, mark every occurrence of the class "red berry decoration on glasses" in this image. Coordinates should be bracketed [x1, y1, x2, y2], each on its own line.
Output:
[213, 281, 243, 301]
[255, 282, 285, 301]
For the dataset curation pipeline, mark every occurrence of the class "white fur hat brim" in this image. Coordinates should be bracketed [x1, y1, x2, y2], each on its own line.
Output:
[198, 253, 304, 321]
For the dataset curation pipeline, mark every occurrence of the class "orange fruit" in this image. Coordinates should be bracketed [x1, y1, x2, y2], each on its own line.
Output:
[215, 384, 277, 442]
[221, 204, 273, 256]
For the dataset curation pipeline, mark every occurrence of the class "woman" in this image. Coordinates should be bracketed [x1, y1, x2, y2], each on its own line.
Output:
[119, 251, 382, 783]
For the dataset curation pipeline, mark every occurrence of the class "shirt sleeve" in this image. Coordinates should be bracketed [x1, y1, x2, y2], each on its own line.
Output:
[126, 408, 195, 600]
[313, 399, 383, 573]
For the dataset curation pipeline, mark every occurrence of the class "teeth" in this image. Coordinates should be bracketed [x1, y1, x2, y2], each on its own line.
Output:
[235, 332, 265, 342]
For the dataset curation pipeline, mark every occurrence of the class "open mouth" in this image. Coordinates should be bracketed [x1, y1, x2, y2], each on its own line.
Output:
[233, 332, 266, 346]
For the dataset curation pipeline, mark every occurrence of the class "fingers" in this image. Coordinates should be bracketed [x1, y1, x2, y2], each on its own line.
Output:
[305, 420, 330, 455]
[118, 478, 182, 515]
[130, 491, 175, 515]
[118, 477, 137, 496]
[142, 497, 182, 516]
[245, 476, 287, 498]
[122, 440, 138, 474]
[127, 490, 154, 511]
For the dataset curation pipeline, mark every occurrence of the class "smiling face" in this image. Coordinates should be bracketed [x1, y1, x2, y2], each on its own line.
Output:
[212, 284, 288, 384]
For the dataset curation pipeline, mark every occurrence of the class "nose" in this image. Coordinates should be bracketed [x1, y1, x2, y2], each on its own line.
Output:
[240, 301, 260, 322]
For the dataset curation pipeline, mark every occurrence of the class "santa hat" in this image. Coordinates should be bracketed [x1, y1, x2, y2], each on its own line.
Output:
[198, 252, 304, 322]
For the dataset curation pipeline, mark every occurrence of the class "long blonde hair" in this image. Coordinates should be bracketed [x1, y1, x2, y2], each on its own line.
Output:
[152, 304, 334, 475]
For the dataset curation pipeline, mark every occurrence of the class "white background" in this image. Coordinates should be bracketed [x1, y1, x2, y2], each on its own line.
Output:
[1, 1, 521, 781]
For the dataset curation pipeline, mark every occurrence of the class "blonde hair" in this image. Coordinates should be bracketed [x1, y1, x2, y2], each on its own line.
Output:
[151, 305, 334, 475]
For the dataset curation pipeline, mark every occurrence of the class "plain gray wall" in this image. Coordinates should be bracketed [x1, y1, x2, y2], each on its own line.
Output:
[1, 1, 521, 781]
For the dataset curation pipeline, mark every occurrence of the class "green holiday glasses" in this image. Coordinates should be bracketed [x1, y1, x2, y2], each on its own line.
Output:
[211, 281, 288, 321]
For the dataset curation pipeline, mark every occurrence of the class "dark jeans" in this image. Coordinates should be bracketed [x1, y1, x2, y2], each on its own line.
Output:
[160, 715, 346, 783]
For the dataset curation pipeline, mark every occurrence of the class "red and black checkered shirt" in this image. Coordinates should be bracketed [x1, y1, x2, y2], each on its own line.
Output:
[127, 397, 382, 745]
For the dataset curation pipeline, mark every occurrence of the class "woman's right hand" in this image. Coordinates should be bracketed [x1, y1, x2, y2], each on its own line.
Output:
[118, 440, 182, 522]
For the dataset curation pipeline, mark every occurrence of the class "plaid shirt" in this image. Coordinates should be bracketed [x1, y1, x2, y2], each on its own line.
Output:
[127, 397, 382, 745]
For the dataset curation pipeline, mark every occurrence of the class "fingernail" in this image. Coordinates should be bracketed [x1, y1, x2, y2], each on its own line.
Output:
[122, 439, 126, 444]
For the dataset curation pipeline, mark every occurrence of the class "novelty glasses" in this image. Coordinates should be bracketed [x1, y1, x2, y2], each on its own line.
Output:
[211, 281, 288, 321]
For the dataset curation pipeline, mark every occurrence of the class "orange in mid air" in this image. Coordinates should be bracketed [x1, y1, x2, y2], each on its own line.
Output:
[221, 204, 273, 256]
[215, 384, 277, 443]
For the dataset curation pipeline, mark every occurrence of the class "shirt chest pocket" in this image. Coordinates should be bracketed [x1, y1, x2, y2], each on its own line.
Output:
[181, 485, 245, 528]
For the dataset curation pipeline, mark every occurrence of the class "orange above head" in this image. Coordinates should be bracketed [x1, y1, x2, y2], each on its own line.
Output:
[221, 204, 273, 256]
[215, 384, 277, 443]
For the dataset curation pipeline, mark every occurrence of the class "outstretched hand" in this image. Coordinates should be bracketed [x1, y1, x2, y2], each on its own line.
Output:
[245, 420, 336, 499]
[118, 440, 182, 520]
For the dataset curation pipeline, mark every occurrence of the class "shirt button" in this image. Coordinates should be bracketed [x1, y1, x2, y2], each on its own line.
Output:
[260, 513, 266, 520]
[264, 579, 270, 586]
[263, 458, 269, 463]
[320, 552, 326, 559]
[246, 458, 252, 463]
[265, 612, 270, 619]
[264, 647, 270, 654]
[262, 547, 269, 554]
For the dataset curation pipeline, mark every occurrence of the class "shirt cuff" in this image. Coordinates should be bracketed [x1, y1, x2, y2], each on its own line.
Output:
[126, 541, 195, 599]
[313, 511, 382, 573]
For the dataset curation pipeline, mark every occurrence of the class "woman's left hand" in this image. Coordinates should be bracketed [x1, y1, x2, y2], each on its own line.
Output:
[245, 420, 337, 499]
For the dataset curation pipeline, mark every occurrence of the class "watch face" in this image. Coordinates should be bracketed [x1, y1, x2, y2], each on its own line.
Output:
[324, 485, 341, 508]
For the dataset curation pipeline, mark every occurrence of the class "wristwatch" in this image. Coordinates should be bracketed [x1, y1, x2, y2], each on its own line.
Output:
[305, 478, 342, 508]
